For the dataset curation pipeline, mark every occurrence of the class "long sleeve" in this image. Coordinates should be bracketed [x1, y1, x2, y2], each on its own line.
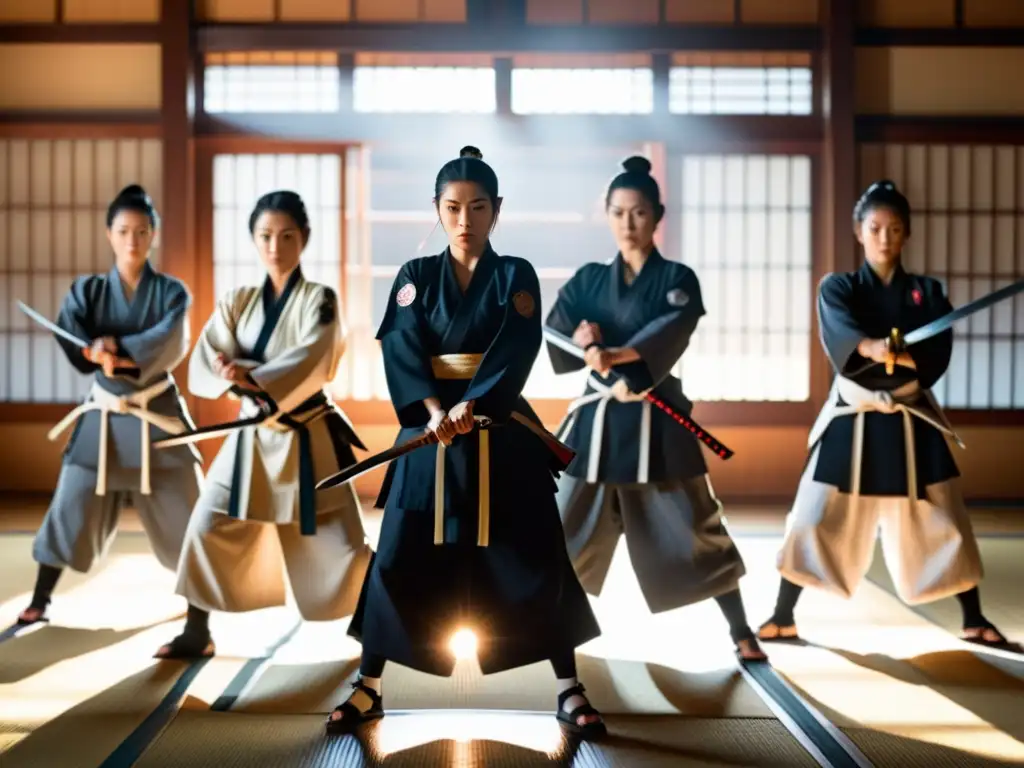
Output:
[376, 260, 439, 428]
[188, 289, 245, 400]
[544, 272, 587, 374]
[118, 280, 191, 383]
[909, 278, 953, 389]
[617, 269, 706, 393]
[461, 258, 542, 423]
[817, 272, 867, 375]
[55, 277, 100, 374]
[248, 286, 341, 414]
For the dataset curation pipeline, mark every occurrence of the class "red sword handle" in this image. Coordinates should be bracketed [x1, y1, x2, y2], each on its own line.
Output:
[645, 394, 734, 460]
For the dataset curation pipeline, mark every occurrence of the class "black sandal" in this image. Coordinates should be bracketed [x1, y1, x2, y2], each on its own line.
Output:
[962, 622, 1021, 652]
[16, 606, 49, 627]
[154, 630, 216, 660]
[757, 619, 799, 642]
[325, 680, 384, 735]
[556, 683, 607, 740]
[734, 634, 769, 663]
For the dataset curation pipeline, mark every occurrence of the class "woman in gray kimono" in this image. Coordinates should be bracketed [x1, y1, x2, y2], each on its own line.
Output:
[758, 180, 1014, 651]
[545, 157, 767, 663]
[156, 190, 372, 659]
[18, 185, 210, 658]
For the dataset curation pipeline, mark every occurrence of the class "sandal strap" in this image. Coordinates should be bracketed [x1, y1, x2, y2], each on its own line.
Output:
[330, 680, 381, 716]
[556, 683, 587, 710]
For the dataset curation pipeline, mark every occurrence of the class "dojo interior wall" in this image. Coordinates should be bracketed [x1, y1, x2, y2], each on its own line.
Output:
[0, 0, 1022, 505]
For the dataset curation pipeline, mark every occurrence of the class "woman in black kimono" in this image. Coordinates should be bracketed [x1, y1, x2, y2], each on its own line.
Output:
[545, 156, 767, 663]
[325, 146, 606, 739]
[758, 180, 1014, 651]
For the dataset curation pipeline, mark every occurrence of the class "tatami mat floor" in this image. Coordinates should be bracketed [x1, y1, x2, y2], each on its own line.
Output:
[0, 499, 1022, 767]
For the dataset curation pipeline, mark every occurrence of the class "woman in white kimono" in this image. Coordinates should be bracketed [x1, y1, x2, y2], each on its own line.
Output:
[155, 190, 372, 659]
[18, 185, 205, 641]
[758, 180, 1014, 651]
[545, 157, 767, 663]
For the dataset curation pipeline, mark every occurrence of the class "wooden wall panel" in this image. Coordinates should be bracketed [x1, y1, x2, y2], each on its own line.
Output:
[0, 44, 161, 110]
[588, 0, 659, 24]
[0, 0, 57, 21]
[526, 0, 582, 24]
[857, 0, 956, 27]
[63, 0, 160, 22]
[742, 0, 818, 24]
[664, 0, 734, 23]
[856, 47, 1024, 115]
[353, 0, 418, 21]
[965, 0, 1024, 26]
[280, 0, 352, 20]
[196, 0, 275, 21]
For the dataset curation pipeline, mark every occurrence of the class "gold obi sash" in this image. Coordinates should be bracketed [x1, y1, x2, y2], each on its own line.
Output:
[48, 377, 183, 496]
[808, 376, 964, 506]
[430, 353, 490, 546]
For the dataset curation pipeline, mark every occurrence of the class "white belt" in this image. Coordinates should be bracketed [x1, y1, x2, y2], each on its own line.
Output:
[825, 376, 964, 505]
[555, 374, 652, 483]
[49, 378, 183, 496]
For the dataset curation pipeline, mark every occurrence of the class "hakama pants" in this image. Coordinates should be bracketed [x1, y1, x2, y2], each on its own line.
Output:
[556, 473, 747, 613]
[175, 480, 372, 621]
[33, 463, 198, 573]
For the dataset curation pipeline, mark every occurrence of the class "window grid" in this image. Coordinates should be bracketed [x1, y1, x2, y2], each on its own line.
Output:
[668, 67, 814, 115]
[858, 143, 1024, 409]
[0, 138, 163, 404]
[352, 67, 497, 114]
[510, 68, 654, 115]
[211, 153, 348, 394]
[203, 52, 340, 114]
[676, 154, 814, 402]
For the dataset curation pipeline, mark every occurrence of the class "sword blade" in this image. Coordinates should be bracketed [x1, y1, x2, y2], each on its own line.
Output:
[543, 326, 586, 359]
[317, 433, 436, 491]
[153, 414, 269, 448]
[17, 301, 89, 349]
[903, 278, 1024, 346]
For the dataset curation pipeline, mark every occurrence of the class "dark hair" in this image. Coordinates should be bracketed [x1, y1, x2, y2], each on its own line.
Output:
[853, 179, 912, 235]
[605, 156, 665, 223]
[106, 184, 158, 229]
[248, 190, 311, 242]
[433, 145, 500, 213]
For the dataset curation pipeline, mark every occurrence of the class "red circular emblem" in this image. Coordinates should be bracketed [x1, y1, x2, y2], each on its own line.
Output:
[911, 288, 922, 306]
[396, 282, 417, 307]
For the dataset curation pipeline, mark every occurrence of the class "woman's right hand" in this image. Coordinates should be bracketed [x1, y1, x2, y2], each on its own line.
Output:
[427, 409, 456, 446]
[573, 320, 602, 349]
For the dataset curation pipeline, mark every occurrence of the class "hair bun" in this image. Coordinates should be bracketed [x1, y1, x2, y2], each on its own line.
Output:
[117, 184, 148, 200]
[870, 179, 898, 193]
[621, 155, 652, 175]
[460, 145, 483, 160]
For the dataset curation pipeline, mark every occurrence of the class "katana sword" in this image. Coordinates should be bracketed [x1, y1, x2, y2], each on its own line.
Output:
[543, 326, 733, 460]
[883, 278, 1024, 374]
[18, 300, 138, 377]
[316, 417, 492, 491]
[18, 300, 90, 348]
[153, 389, 277, 449]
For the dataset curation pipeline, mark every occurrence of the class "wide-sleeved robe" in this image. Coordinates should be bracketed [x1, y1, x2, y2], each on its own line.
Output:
[348, 246, 600, 676]
[544, 250, 746, 613]
[33, 262, 202, 574]
[174, 267, 372, 621]
[776, 262, 982, 605]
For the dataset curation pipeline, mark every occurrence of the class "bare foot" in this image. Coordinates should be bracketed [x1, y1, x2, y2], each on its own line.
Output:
[736, 637, 769, 661]
[561, 693, 603, 727]
[757, 621, 799, 641]
[962, 625, 1008, 645]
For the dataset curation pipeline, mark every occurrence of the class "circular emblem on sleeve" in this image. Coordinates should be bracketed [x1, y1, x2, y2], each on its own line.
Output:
[513, 290, 535, 318]
[396, 282, 417, 307]
[666, 288, 689, 307]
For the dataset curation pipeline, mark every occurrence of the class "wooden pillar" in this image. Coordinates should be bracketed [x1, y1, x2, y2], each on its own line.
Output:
[814, 0, 856, 404]
[159, 0, 196, 408]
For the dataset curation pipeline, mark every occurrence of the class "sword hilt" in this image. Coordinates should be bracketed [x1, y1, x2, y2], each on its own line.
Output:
[884, 327, 904, 375]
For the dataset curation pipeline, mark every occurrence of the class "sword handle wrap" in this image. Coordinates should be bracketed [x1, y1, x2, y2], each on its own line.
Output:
[884, 327, 904, 375]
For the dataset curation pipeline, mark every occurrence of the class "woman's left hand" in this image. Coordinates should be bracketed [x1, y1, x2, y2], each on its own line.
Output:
[447, 400, 476, 435]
